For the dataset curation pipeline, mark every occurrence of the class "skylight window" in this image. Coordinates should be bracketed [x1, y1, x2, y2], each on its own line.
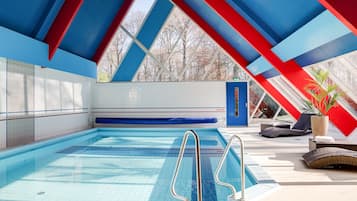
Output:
[97, 28, 132, 82]
[132, 8, 250, 82]
[97, 0, 156, 82]
[304, 52, 357, 118]
[121, 0, 156, 36]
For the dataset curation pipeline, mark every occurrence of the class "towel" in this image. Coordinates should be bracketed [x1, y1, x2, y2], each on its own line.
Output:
[313, 136, 335, 143]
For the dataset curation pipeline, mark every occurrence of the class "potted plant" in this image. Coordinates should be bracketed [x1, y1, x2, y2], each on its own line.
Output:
[304, 69, 340, 136]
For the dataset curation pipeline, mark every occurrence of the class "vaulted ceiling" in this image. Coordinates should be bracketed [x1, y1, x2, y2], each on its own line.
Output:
[0, 0, 356, 135]
[0, 0, 355, 78]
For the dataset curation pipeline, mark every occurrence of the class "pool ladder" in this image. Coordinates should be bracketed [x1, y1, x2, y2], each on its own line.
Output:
[170, 131, 246, 201]
[215, 134, 246, 201]
[170, 130, 202, 201]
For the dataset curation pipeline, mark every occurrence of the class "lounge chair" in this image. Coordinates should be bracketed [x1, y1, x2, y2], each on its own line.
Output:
[303, 147, 357, 169]
[259, 113, 314, 138]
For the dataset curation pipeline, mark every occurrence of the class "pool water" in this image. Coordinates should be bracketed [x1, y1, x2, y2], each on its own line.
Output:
[0, 128, 256, 201]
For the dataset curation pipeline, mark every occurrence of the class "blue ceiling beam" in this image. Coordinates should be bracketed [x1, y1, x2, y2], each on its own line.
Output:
[185, 0, 259, 62]
[273, 11, 351, 61]
[35, 0, 65, 41]
[112, 0, 174, 81]
[0, 26, 96, 78]
[226, 0, 279, 44]
[247, 10, 352, 75]
[246, 57, 273, 76]
[112, 43, 146, 81]
[136, 1, 173, 49]
[229, 0, 325, 41]
[295, 33, 357, 67]
[262, 68, 280, 79]
[60, 0, 126, 59]
[0, 0, 55, 36]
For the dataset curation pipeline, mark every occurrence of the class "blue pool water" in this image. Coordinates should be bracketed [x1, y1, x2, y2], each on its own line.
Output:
[0, 128, 256, 201]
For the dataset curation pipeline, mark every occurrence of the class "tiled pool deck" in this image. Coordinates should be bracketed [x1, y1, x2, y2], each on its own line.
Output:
[219, 126, 357, 201]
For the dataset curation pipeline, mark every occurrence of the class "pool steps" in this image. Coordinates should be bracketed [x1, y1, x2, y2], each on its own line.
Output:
[170, 130, 203, 201]
[170, 130, 246, 201]
[215, 134, 246, 201]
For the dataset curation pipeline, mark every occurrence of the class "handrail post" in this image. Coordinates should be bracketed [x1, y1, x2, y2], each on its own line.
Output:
[170, 130, 202, 201]
[214, 134, 245, 201]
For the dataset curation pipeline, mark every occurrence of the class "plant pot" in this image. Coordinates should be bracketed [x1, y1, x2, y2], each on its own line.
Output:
[311, 115, 329, 136]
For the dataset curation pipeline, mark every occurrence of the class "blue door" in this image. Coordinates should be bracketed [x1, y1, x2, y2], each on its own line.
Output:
[226, 82, 248, 126]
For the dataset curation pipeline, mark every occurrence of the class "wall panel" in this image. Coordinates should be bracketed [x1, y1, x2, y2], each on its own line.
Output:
[6, 60, 35, 148]
[0, 58, 6, 149]
[6, 118, 34, 147]
[35, 113, 89, 141]
[0, 121, 5, 149]
[92, 82, 226, 127]
[1, 58, 93, 149]
[93, 82, 225, 108]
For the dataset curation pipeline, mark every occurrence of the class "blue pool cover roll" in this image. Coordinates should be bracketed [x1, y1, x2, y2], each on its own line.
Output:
[95, 117, 218, 124]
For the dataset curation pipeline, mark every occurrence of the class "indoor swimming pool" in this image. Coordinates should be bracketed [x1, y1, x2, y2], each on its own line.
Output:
[0, 128, 256, 201]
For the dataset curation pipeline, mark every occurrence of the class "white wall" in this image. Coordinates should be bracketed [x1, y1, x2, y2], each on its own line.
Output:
[1, 58, 94, 148]
[0, 57, 6, 149]
[92, 82, 226, 127]
[93, 82, 225, 108]
[35, 113, 90, 141]
[0, 121, 5, 149]
[32, 66, 92, 140]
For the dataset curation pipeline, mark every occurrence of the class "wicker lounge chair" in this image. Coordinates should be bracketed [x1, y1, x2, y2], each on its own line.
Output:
[303, 147, 357, 169]
[259, 113, 314, 138]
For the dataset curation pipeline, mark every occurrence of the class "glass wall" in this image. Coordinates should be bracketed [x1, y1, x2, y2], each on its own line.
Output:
[132, 8, 250, 82]
[97, 6, 250, 82]
[97, 0, 156, 82]
[121, 0, 156, 36]
[96, 4, 294, 122]
[34, 67, 90, 115]
[304, 51, 357, 117]
[268, 76, 306, 112]
[97, 28, 132, 82]
[249, 81, 293, 122]
[249, 81, 264, 116]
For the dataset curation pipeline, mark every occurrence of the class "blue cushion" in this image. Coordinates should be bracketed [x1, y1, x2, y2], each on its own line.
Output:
[96, 117, 218, 124]
[292, 113, 315, 130]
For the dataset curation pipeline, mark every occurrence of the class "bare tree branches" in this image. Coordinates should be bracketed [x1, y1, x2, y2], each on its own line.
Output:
[98, 8, 250, 82]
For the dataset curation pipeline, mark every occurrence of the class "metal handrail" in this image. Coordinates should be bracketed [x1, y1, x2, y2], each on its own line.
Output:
[214, 134, 245, 201]
[170, 130, 202, 201]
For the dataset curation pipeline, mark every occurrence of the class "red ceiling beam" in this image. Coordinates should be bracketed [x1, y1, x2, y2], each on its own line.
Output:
[92, 0, 134, 63]
[172, 0, 300, 120]
[44, 0, 83, 60]
[206, 0, 357, 135]
[319, 0, 357, 36]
